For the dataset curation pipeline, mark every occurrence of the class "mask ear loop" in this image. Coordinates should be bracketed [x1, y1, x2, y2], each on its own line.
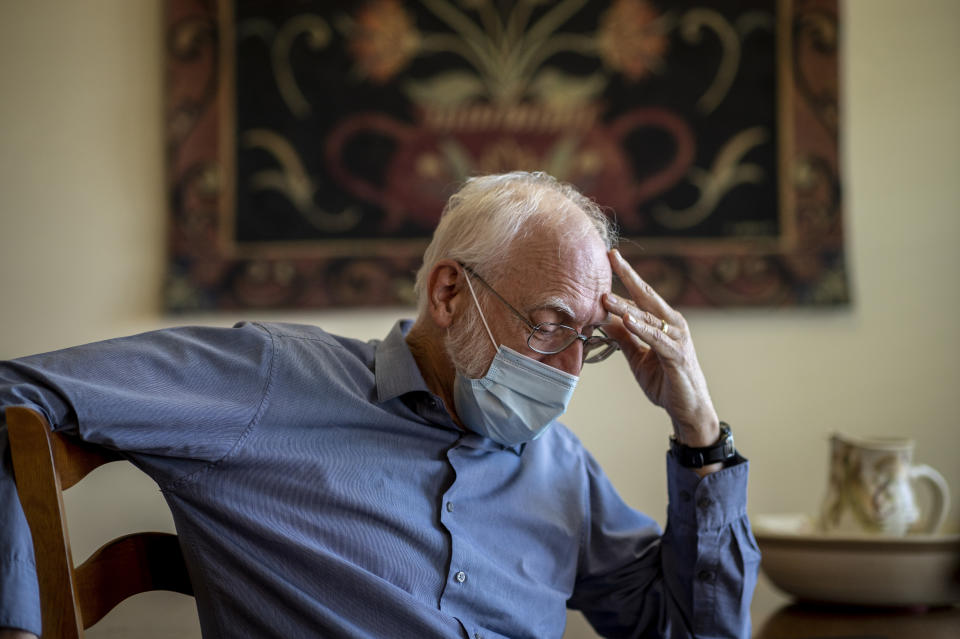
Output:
[462, 268, 499, 351]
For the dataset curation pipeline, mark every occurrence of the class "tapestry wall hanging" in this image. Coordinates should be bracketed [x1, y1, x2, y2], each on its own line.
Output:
[165, 0, 846, 310]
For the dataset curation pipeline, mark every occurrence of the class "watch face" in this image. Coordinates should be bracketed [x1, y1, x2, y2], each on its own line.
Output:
[723, 435, 735, 457]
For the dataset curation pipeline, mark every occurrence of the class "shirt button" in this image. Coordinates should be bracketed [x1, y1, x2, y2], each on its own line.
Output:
[455, 571, 467, 583]
[446, 501, 454, 512]
[698, 569, 716, 582]
[697, 498, 712, 510]
[679, 490, 692, 502]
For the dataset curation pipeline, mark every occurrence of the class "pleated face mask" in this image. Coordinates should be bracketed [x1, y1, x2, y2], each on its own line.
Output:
[452, 272, 579, 447]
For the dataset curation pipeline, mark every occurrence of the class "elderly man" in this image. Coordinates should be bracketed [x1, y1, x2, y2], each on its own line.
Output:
[0, 172, 757, 638]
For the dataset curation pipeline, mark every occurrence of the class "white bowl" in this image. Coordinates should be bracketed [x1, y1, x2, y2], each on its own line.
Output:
[754, 513, 960, 607]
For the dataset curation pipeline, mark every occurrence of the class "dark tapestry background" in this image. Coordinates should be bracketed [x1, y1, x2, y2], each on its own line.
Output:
[166, 0, 845, 310]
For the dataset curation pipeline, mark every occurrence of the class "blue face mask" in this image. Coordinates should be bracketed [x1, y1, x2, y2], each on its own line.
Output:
[452, 273, 579, 447]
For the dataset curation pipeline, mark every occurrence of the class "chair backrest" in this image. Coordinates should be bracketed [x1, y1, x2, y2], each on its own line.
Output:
[6, 406, 193, 639]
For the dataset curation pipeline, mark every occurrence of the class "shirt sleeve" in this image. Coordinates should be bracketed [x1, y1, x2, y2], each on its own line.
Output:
[0, 322, 276, 635]
[0, 432, 41, 634]
[568, 451, 759, 639]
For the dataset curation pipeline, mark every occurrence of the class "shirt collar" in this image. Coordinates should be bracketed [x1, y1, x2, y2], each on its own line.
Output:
[374, 319, 430, 403]
[373, 320, 525, 456]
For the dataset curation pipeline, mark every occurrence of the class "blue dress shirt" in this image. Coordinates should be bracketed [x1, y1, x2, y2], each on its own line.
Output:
[0, 320, 758, 638]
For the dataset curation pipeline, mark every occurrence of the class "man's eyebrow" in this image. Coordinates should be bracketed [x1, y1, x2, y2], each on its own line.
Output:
[536, 296, 576, 319]
[534, 297, 610, 327]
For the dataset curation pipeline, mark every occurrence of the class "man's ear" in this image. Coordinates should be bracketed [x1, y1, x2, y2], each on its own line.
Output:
[425, 260, 464, 329]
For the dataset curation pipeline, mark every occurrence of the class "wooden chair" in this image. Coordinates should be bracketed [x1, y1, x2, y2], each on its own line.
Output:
[6, 406, 193, 638]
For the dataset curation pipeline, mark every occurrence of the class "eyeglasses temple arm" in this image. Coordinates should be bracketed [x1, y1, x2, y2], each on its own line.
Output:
[460, 264, 538, 331]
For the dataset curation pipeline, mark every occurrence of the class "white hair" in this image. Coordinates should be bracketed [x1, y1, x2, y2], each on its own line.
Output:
[414, 171, 617, 315]
[444, 289, 491, 379]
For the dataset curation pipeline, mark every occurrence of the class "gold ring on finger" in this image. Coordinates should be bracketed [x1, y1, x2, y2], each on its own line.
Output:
[660, 319, 670, 336]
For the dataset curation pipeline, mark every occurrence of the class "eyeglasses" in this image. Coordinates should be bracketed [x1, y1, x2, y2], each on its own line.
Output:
[461, 264, 620, 364]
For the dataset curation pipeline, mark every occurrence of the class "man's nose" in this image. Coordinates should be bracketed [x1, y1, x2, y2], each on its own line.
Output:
[542, 341, 583, 377]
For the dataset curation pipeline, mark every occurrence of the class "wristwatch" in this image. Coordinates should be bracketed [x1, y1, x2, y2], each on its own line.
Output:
[670, 422, 735, 468]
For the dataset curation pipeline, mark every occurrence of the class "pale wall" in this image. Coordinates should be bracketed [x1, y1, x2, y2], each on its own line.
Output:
[1, 1, 957, 637]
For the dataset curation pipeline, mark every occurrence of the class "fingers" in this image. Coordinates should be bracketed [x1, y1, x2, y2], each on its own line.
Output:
[602, 251, 717, 439]
[621, 306, 682, 355]
[603, 249, 693, 358]
[604, 292, 683, 360]
[606, 297, 669, 336]
[607, 249, 684, 327]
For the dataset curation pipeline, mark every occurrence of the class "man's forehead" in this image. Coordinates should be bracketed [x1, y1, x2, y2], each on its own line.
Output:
[537, 272, 611, 319]
[492, 203, 612, 316]
[502, 252, 611, 324]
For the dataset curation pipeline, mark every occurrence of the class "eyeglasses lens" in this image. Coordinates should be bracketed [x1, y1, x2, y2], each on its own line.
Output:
[528, 324, 618, 363]
[528, 324, 577, 354]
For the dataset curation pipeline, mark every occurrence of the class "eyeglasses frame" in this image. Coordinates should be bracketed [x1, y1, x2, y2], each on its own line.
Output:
[459, 263, 620, 363]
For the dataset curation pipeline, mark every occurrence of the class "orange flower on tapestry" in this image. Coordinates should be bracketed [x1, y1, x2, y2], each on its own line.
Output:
[597, 0, 669, 81]
[348, 0, 421, 83]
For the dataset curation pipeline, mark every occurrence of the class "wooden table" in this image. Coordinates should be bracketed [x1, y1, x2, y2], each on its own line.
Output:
[751, 574, 960, 638]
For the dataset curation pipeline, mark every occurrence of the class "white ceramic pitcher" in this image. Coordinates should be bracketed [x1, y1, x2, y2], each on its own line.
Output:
[819, 433, 950, 536]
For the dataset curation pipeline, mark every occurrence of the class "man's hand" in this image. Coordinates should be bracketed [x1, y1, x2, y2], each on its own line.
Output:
[602, 249, 721, 451]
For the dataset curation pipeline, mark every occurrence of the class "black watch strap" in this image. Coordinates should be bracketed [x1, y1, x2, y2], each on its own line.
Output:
[670, 422, 735, 468]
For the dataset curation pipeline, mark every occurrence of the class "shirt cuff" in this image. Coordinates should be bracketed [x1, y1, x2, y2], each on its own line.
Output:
[0, 554, 41, 636]
[665, 451, 749, 530]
